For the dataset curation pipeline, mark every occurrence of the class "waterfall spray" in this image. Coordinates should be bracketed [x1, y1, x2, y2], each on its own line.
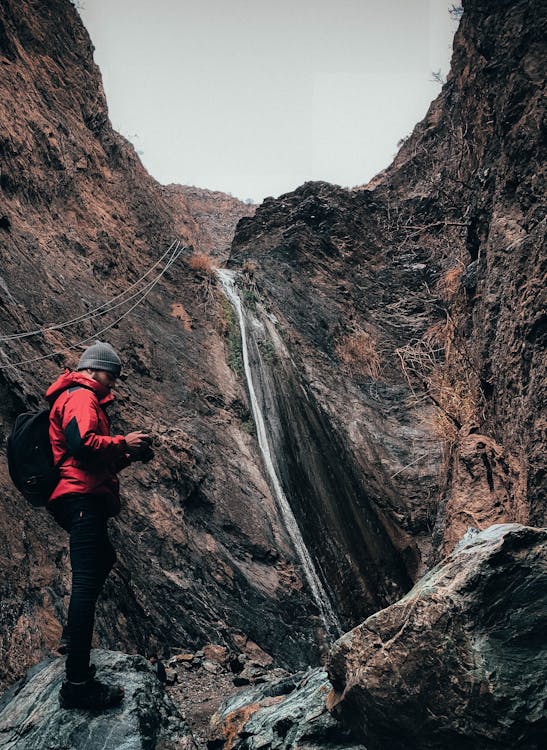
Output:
[218, 269, 341, 638]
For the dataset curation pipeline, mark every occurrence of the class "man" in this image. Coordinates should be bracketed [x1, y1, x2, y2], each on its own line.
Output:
[45, 340, 151, 710]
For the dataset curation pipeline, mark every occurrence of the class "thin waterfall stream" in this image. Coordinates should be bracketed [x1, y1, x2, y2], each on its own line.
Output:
[218, 269, 342, 638]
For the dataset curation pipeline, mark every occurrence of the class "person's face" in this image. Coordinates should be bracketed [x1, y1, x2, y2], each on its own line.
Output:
[93, 370, 118, 391]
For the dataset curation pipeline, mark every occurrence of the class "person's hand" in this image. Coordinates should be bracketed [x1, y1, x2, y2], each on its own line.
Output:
[124, 431, 151, 455]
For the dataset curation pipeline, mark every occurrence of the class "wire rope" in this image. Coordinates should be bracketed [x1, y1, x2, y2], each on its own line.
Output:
[0, 242, 185, 371]
[0, 239, 181, 342]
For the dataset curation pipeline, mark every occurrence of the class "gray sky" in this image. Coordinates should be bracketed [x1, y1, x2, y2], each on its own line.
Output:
[79, 0, 457, 202]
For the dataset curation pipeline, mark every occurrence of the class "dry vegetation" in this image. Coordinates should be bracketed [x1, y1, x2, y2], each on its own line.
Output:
[396, 315, 484, 440]
[188, 251, 217, 305]
[336, 327, 382, 379]
[188, 251, 217, 276]
[242, 260, 257, 276]
[436, 266, 464, 301]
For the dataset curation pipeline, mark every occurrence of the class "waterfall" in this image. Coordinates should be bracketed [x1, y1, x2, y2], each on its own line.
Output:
[218, 269, 342, 638]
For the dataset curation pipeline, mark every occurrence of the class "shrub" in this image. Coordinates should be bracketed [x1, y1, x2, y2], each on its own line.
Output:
[437, 266, 463, 301]
[242, 260, 257, 275]
[188, 252, 217, 276]
[396, 316, 484, 433]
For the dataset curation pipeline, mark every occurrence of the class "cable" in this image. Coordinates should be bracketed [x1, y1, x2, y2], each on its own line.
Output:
[0, 244, 183, 370]
[0, 243, 185, 371]
[0, 239, 181, 342]
[0, 239, 180, 341]
[6, 243, 180, 336]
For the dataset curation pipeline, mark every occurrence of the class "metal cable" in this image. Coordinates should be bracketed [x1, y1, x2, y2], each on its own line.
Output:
[0, 239, 180, 341]
[0, 243, 185, 371]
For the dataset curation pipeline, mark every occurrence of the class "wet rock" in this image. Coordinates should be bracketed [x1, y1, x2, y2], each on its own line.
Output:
[228, 0, 546, 576]
[328, 524, 547, 750]
[209, 669, 365, 750]
[0, 649, 197, 749]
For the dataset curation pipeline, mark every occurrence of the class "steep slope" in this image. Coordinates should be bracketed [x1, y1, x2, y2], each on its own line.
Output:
[0, 0, 316, 691]
[227, 0, 545, 607]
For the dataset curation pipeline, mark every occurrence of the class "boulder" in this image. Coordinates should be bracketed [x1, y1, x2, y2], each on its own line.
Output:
[328, 524, 547, 750]
[208, 668, 365, 749]
[0, 650, 196, 749]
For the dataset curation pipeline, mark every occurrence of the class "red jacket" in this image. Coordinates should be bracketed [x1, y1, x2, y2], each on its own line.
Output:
[45, 370, 129, 516]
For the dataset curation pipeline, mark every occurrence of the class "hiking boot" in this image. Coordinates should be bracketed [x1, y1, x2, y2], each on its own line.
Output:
[59, 677, 124, 710]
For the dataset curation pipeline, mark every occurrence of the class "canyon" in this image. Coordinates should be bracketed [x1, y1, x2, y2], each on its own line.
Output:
[0, 0, 544, 747]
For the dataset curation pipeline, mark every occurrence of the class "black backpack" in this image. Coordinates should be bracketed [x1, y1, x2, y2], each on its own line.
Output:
[7, 409, 60, 507]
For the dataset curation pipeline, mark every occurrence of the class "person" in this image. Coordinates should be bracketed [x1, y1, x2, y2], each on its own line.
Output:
[45, 341, 152, 710]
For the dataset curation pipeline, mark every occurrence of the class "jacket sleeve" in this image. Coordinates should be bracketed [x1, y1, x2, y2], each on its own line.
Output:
[113, 453, 133, 472]
[62, 389, 126, 461]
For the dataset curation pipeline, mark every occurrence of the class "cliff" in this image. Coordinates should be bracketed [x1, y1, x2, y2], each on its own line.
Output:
[0, 0, 315, 693]
[228, 0, 545, 580]
[162, 185, 255, 260]
[0, 0, 544, 744]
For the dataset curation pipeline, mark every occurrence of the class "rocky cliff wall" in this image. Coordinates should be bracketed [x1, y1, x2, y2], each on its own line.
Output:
[0, 0, 318, 691]
[162, 185, 255, 260]
[228, 0, 545, 571]
[0, 0, 544, 711]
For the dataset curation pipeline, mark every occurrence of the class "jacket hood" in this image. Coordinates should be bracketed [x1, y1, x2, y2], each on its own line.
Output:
[45, 369, 115, 406]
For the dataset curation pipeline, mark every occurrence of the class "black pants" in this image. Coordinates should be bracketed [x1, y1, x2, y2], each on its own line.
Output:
[51, 495, 116, 682]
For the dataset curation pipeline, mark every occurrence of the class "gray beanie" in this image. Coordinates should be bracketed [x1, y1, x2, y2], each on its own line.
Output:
[77, 341, 122, 376]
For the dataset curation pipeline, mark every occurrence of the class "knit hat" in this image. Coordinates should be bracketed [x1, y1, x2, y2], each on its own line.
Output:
[77, 341, 122, 377]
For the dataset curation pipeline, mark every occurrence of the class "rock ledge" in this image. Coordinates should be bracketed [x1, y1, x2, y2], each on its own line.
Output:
[0, 649, 196, 750]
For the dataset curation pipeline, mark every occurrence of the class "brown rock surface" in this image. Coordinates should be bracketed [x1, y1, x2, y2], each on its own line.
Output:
[162, 185, 255, 261]
[327, 524, 547, 750]
[228, 0, 546, 582]
[0, 0, 544, 736]
[0, 0, 318, 691]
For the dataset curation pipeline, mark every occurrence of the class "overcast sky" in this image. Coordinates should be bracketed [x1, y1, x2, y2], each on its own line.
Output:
[79, 0, 457, 203]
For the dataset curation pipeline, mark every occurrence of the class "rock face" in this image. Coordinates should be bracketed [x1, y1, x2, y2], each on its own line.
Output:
[0, 0, 318, 691]
[0, 0, 544, 732]
[0, 649, 197, 749]
[208, 669, 365, 750]
[162, 185, 255, 260]
[228, 0, 546, 578]
[328, 524, 547, 750]
[222, 276, 419, 630]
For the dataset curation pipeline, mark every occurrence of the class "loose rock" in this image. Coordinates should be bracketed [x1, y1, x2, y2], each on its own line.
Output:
[208, 669, 365, 749]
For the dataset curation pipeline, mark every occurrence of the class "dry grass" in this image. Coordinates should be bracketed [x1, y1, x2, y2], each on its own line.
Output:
[437, 266, 463, 301]
[336, 328, 381, 379]
[242, 259, 257, 275]
[396, 314, 483, 438]
[188, 251, 217, 276]
[188, 252, 217, 306]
